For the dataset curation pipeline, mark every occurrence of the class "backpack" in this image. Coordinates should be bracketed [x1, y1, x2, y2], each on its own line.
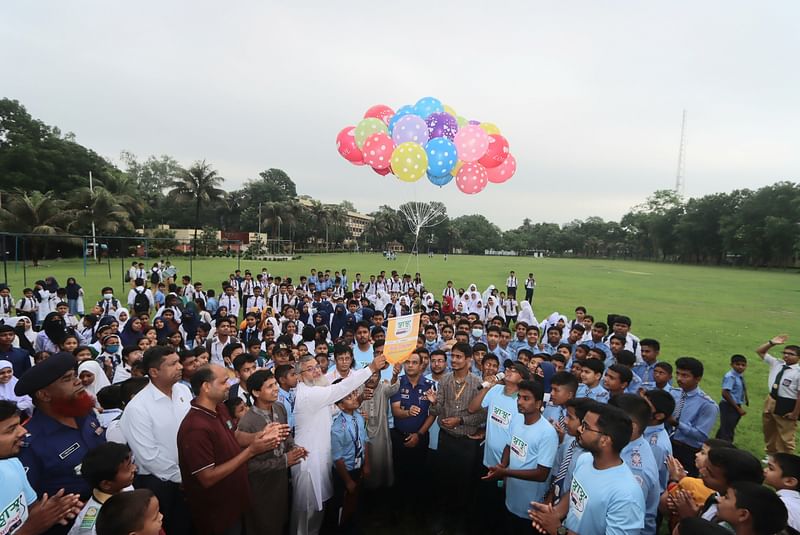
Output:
[133, 289, 150, 314]
[150, 270, 160, 285]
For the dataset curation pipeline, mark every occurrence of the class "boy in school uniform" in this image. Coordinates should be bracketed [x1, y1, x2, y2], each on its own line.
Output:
[542, 371, 578, 437]
[16, 288, 38, 323]
[576, 359, 609, 403]
[716, 354, 748, 442]
[763, 452, 800, 532]
[330, 381, 369, 531]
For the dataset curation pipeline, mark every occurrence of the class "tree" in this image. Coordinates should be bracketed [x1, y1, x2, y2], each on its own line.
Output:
[68, 186, 134, 236]
[167, 161, 225, 257]
[120, 151, 181, 206]
[146, 228, 178, 257]
[0, 190, 75, 264]
[257, 168, 297, 200]
[450, 215, 502, 254]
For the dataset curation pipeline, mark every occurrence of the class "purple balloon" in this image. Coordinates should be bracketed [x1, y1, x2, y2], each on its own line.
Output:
[426, 112, 459, 141]
[391, 114, 429, 146]
[468, 119, 481, 125]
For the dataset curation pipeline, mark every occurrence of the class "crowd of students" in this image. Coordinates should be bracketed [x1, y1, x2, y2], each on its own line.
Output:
[0, 261, 798, 535]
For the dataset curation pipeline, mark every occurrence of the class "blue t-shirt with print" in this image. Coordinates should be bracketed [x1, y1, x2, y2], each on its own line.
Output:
[480, 385, 520, 467]
[505, 417, 558, 518]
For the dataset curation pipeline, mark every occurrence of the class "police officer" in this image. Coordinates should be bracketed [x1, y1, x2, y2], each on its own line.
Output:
[16, 352, 106, 534]
[666, 356, 718, 476]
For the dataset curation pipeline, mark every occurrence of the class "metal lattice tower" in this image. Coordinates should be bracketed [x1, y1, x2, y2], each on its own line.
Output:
[675, 109, 687, 196]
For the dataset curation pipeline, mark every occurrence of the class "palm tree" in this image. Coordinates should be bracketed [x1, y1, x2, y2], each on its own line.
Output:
[167, 161, 224, 256]
[0, 190, 75, 264]
[97, 173, 145, 222]
[68, 186, 133, 235]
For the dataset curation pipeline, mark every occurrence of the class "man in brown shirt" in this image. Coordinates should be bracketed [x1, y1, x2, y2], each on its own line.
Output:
[177, 364, 287, 535]
[428, 342, 486, 531]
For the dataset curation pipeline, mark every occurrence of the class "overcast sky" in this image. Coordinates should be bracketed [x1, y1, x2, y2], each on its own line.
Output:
[3, 1, 798, 228]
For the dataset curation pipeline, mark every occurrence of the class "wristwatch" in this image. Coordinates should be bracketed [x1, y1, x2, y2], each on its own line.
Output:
[556, 526, 568, 535]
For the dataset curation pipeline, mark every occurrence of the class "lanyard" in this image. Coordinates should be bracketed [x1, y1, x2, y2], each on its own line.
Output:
[343, 414, 362, 457]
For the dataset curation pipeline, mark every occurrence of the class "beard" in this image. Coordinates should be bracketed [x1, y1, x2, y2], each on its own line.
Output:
[50, 391, 96, 418]
[303, 375, 330, 387]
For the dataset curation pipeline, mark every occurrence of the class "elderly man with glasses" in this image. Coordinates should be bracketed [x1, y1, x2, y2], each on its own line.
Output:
[290, 351, 386, 535]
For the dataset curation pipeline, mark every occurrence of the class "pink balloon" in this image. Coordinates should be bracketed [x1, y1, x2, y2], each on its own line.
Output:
[454, 125, 490, 163]
[455, 162, 488, 194]
[486, 154, 516, 183]
[478, 134, 510, 169]
[364, 104, 395, 126]
[362, 132, 394, 169]
[336, 126, 364, 164]
[373, 166, 391, 176]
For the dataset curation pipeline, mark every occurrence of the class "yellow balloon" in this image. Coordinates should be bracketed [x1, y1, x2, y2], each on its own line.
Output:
[480, 122, 501, 135]
[450, 160, 464, 177]
[443, 104, 457, 117]
[456, 116, 468, 129]
[390, 142, 428, 182]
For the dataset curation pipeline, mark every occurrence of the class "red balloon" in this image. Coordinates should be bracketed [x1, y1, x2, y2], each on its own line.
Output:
[486, 154, 516, 183]
[478, 134, 509, 169]
[456, 162, 488, 194]
[373, 166, 391, 176]
[364, 104, 395, 126]
[361, 132, 394, 169]
[336, 126, 364, 164]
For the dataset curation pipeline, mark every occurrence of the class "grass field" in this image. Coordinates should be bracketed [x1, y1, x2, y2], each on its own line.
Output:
[3, 252, 797, 457]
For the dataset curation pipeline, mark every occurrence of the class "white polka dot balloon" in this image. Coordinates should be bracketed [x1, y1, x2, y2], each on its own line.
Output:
[456, 162, 489, 194]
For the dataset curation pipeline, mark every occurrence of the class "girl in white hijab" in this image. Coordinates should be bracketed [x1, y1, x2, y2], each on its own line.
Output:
[517, 301, 538, 328]
[114, 308, 131, 330]
[0, 360, 33, 415]
[4, 317, 34, 348]
[78, 360, 111, 407]
[485, 296, 505, 322]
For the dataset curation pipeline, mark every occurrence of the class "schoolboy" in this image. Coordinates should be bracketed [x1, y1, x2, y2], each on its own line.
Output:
[763, 452, 800, 531]
[716, 354, 748, 442]
[330, 382, 369, 530]
[576, 358, 609, 403]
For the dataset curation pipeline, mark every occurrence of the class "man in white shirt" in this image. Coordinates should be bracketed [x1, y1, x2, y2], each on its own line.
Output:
[120, 346, 193, 535]
[207, 319, 242, 366]
[127, 279, 154, 314]
[218, 286, 240, 319]
[524, 273, 536, 303]
[505, 270, 518, 299]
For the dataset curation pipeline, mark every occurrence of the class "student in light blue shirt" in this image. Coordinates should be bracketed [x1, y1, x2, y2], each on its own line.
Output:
[632, 338, 661, 389]
[667, 357, 719, 477]
[530, 403, 645, 535]
[542, 372, 579, 428]
[275, 364, 297, 432]
[611, 394, 662, 535]
[643, 388, 675, 492]
[576, 359, 610, 404]
[330, 382, 369, 530]
[716, 354, 748, 442]
[482, 379, 558, 532]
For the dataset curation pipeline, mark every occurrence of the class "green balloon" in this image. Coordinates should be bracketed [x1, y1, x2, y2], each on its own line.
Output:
[456, 115, 468, 129]
[354, 118, 388, 149]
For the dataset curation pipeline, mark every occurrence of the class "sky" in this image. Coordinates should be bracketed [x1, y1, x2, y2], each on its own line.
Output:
[2, 1, 798, 229]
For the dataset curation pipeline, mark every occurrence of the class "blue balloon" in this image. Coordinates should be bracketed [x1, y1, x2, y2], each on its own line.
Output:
[427, 171, 453, 187]
[425, 137, 457, 177]
[414, 96, 443, 118]
[388, 105, 414, 135]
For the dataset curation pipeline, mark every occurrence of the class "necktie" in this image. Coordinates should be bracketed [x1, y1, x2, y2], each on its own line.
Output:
[771, 365, 790, 400]
[675, 391, 687, 419]
[557, 411, 566, 430]
[244, 391, 253, 407]
[552, 440, 577, 498]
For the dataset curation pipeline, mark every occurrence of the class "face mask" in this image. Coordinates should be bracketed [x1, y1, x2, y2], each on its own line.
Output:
[105, 344, 120, 353]
[104, 294, 113, 300]
[471, 329, 483, 338]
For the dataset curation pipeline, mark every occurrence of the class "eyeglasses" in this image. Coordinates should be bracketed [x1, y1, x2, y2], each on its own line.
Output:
[579, 419, 606, 435]
[783, 352, 798, 357]
[301, 364, 321, 373]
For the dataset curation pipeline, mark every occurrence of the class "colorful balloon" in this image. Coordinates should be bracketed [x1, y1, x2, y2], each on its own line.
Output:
[354, 118, 387, 149]
[391, 114, 429, 146]
[388, 105, 414, 134]
[450, 160, 464, 177]
[390, 142, 428, 182]
[362, 132, 394, 169]
[486, 154, 516, 183]
[479, 122, 501, 135]
[426, 112, 458, 141]
[443, 104, 457, 117]
[427, 171, 453, 187]
[478, 134, 510, 168]
[336, 126, 364, 164]
[364, 104, 395, 125]
[373, 166, 391, 176]
[454, 124, 490, 162]
[456, 162, 488, 194]
[456, 116, 468, 128]
[425, 138, 457, 177]
[414, 96, 443, 118]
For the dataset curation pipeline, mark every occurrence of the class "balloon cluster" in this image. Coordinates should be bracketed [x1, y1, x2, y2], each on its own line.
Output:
[336, 97, 516, 195]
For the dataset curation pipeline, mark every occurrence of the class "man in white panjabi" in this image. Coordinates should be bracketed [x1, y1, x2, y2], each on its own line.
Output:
[291, 352, 387, 535]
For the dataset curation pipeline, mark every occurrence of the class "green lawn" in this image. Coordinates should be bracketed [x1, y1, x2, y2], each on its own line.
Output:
[3, 252, 797, 456]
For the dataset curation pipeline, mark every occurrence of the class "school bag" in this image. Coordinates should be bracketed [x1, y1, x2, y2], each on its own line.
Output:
[133, 289, 150, 314]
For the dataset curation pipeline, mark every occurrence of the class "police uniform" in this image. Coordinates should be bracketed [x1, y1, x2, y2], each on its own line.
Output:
[15, 352, 106, 534]
[668, 386, 718, 476]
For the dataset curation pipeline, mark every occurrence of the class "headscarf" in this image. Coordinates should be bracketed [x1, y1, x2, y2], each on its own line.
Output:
[0, 360, 33, 414]
[44, 276, 60, 293]
[482, 285, 496, 304]
[517, 301, 538, 327]
[78, 360, 111, 402]
[485, 297, 505, 321]
[181, 310, 199, 341]
[43, 312, 69, 346]
[360, 307, 374, 324]
[153, 317, 173, 340]
[119, 317, 144, 347]
[114, 308, 131, 330]
[537, 361, 555, 393]
[329, 304, 347, 341]
[298, 303, 311, 325]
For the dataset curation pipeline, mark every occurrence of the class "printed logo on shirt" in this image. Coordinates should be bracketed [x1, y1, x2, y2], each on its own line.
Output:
[649, 434, 658, 446]
[631, 449, 642, 468]
[783, 379, 792, 387]
[510, 435, 528, 461]
[490, 406, 512, 429]
[570, 477, 588, 518]
[0, 492, 28, 534]
[80, 506, 99, 529]
[58, 442, 81, 460]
